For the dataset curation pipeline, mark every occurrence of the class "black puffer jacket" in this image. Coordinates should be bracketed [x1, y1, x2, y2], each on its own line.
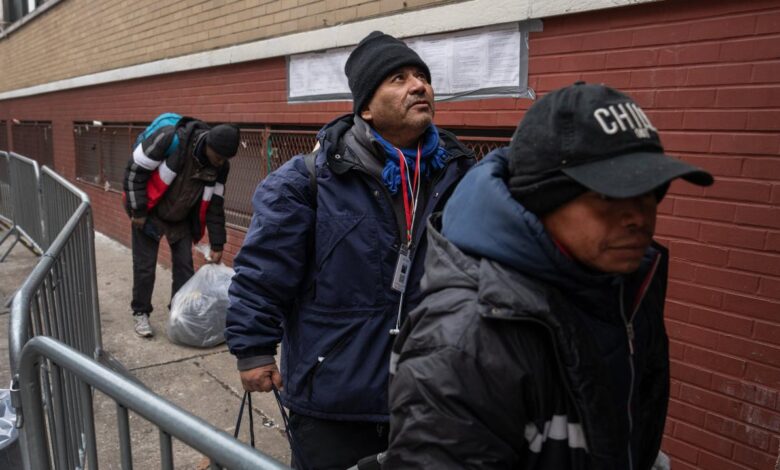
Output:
[385, 151, 669, 470]
[123, 117, 229, 248]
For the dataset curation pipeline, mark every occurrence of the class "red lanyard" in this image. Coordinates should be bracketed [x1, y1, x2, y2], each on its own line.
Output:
[397, 143, 422, 245]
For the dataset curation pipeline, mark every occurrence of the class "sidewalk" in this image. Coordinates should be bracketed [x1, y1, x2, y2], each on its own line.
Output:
[0, 232, 291, 469]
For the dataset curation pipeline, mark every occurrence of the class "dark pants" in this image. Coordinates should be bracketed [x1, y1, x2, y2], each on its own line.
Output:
[131, 224, 194, 315]
[288, 412, 388, 470]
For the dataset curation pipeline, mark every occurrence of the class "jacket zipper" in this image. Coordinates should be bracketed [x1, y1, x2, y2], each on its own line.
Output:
[620, 253, 661, 470]
[619, 280, 636, 470]
[306, 332, 353, 400]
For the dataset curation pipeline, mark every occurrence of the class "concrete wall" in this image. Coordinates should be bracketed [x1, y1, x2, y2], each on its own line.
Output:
[0, 0, 779, 468]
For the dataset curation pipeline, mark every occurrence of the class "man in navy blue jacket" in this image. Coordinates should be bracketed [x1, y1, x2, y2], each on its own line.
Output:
[225, 31, 474, 469]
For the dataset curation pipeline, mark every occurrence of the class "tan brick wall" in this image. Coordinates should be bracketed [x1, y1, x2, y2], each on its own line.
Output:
[0, 0, 461, 93]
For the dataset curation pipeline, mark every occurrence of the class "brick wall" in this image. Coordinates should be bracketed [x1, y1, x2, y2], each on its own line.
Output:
[0, 0, 458, 93]
[0, 0, 778, 467]
[0, 52, 521, 264]
[528, 1, 780, 468]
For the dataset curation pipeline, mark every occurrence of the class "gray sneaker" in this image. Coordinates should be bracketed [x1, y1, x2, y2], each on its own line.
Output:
[133, 313, 154, 338]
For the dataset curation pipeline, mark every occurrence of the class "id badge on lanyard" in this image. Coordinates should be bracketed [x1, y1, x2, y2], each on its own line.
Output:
[392, 144, 421, 294]
[392, 244, 411, 293]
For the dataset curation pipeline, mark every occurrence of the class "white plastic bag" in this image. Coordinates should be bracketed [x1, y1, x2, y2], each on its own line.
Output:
[0, 388, 21, 468]
[0, 389, 18, 448]
[652, 450, 670, 470]
[168, 263, 234, 347]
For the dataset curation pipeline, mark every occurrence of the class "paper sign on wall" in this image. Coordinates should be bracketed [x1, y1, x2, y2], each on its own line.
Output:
[287, 21, 540, 103]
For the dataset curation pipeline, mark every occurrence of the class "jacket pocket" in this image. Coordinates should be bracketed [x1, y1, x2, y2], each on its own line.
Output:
[313, 215, 381, 307]
[305, 328, 354, 401]
[287, 308, 368, 397]
[285, 306, 393, 415]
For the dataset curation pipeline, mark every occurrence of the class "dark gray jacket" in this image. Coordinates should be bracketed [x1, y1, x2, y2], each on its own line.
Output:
[385, 151, 669, 469]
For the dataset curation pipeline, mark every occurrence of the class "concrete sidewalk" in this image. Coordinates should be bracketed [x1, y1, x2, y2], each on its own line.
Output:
[0, 232, 291, 469]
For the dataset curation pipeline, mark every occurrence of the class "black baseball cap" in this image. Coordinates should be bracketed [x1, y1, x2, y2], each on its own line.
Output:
[508, 82, 713, 200]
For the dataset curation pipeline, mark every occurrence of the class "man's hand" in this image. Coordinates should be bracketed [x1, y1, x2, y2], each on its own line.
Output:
[209, 249, 223, 264]
[240, 364, 283, 392]
[131, 216, 146, 229]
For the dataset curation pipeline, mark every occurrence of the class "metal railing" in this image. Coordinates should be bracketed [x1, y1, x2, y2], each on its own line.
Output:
[18, 336, 290, 470]
[6, 156, 104, 469]
[8, 165, 103, 370]
[0, 152, 45, 261]
[4, 151, 287, 469]
[0, 151, 13, 227]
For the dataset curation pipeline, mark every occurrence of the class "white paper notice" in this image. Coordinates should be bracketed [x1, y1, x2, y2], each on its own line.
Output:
[288, 49, 351, 99]
[288, 24, 526, 101]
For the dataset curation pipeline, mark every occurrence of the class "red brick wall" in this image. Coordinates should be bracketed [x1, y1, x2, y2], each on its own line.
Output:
[1, 0, 779, 467]
[0, 57, 525, 267]
[529, 1, 780, 468]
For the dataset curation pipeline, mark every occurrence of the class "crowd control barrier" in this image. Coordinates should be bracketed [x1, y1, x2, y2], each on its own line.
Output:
[1, 151, 287, 469]
[0, 152, 44, 261]
[19, 337, 289, 470]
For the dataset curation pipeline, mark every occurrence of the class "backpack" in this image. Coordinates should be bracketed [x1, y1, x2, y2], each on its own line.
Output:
[133, 112, 182, 157]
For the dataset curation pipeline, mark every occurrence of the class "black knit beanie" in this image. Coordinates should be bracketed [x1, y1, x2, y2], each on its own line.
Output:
[345, 31, 431, 114]
[206, 124, 240, 158]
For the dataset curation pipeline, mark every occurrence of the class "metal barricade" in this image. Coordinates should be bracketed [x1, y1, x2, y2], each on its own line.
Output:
[0, 151, 13, 227]
[18, 336, 289, 470]
[6, 155, 288, 469]
[1, 153, 44, 261]
[8, 166, 103, 470]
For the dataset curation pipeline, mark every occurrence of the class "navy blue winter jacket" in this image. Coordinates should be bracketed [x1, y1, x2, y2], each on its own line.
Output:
[225, 114, 474, 421]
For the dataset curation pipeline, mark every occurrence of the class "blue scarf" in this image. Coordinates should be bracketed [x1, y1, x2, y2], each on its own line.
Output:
[372, 126, 448, 195]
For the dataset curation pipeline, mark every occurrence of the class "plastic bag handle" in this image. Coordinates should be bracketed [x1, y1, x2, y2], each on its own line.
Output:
[233, 391, 255, 448]
[272, 384, 310, 469]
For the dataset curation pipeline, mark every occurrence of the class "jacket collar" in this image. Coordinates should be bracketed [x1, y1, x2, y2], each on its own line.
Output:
[316, 113, 473, 175]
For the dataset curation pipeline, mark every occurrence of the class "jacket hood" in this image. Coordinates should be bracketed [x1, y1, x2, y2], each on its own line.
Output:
[441, 148, 617, 292]
[316, 114, 354, 160]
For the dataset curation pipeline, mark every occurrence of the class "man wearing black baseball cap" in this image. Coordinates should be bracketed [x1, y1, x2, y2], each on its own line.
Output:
[226, 32, 474, 468]
[385, 82, 713, 469]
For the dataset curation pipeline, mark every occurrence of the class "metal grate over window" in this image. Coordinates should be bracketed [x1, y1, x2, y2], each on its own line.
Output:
[74, 121, 509, 230]
[458, 135, 510, 161]
[224, 127, 319, 229]
[73, 123, 143, 190]
[13, 121, 54, 168]
[0, 121, 8, 151]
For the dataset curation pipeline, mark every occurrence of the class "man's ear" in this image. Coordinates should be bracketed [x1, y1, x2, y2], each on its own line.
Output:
[360, 107, 372, 122]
